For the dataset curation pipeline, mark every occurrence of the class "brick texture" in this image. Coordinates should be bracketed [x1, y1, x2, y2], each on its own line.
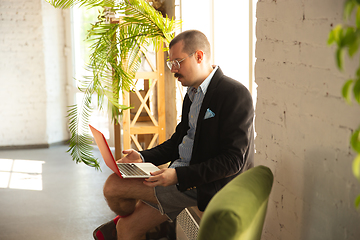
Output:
[0, 0, 69, 147]
[255, 0, 360, 239]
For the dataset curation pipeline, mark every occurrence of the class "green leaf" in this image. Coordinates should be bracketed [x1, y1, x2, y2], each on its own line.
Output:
[342, 79, 353, 103]
[351, 129, 360, 153]
[336, 48, 344, 70]
[344, 27, 356, 42]
[349, 36, 360, 56]
[357, 6, 360, 28]
[46, 0, 116, 9]
[328, 29, 335, 45]
[353, 78, 360, 103]
[356, 0, 360, 5]
[67, 100, 101, 170]
[343, 27, 359, 56]
[355, 194, 360, 208]
[344, 0, 356, 20]
[344, 27, 359, 57]
[352, 154, 360, 182]
[331, 25, 344, 47]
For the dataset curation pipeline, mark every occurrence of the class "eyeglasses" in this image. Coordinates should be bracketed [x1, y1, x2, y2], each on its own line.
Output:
[166, 52, 196, 70]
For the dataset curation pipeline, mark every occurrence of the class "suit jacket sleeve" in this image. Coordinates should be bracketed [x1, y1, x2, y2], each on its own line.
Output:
[139, 94, 191, 166]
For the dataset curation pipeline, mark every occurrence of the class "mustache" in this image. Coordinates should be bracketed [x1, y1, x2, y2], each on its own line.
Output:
[174, 73, 183, 78]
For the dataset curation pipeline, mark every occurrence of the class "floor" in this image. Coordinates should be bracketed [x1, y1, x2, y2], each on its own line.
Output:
[0, 145, 116, 240]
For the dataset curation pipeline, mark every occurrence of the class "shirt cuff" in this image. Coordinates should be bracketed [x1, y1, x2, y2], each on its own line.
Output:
[138, 151, 145, 162]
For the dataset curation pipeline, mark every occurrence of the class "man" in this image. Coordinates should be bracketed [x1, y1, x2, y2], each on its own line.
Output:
[94, 30, 254, 240]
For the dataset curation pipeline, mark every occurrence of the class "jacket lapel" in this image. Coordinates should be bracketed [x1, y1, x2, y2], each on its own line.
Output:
[191, 67, 224, 160]
[197, 68, 223, 121]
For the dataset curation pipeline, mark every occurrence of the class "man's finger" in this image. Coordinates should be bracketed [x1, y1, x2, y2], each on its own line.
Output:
[150, 169, 164, 176]
[122, 149, 133, 154]
[143, 180, 158, 187]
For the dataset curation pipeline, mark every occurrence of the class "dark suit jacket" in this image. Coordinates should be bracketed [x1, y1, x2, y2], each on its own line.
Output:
[140, 67, 254, 211]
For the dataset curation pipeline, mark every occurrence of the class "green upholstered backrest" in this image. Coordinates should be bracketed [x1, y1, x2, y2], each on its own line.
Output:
[197, 165, 274, 240]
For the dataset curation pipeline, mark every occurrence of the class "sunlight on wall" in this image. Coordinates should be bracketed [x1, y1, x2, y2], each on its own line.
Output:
[0, 159, 45, 191]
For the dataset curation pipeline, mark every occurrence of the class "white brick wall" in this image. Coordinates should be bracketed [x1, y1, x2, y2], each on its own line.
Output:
[41, 1, 69, 144]
[0, 0, 69, 147]
[255, 0, 360, 239]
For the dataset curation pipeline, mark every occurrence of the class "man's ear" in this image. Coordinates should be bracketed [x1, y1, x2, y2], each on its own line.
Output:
[195, 50, 205, 63]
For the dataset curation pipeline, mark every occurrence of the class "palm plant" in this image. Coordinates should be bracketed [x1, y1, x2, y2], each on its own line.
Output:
[46, 0, 180, 169]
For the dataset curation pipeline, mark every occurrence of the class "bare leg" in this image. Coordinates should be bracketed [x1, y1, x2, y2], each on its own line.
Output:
[116, 201, 169, 240]
[103, 173, 159, 216]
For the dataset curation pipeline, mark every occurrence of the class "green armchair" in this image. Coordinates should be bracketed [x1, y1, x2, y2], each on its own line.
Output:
[197, 165, 274, 240]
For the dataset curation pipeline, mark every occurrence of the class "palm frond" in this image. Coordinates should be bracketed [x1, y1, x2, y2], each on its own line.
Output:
[67, 83, 101, 169]
[46, 0, 117, 9]
[54, 0, 180, 169]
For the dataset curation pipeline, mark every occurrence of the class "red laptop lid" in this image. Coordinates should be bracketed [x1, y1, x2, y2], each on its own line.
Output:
[89, 125, 122, 178]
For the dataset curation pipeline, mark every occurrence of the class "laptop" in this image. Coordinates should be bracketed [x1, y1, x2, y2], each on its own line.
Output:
[89, 125, 160, 178]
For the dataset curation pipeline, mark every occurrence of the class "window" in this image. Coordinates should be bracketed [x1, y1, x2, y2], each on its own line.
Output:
[71, 6, 114, 145]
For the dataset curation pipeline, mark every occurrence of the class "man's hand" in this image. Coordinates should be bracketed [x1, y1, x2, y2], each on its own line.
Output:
[116, 149, 143, 163]
[143, 168, 178, 187]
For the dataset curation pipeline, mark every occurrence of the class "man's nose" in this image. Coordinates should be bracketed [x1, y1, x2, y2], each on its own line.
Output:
[170, 66, 178, 73]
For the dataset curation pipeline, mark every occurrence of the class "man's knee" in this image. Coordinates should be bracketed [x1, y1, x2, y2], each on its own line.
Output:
[103, 173, 156, 204]
[103, 173, 122, 199]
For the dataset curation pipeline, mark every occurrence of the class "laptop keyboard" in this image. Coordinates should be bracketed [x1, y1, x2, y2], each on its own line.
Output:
[117, 163, 149, 177]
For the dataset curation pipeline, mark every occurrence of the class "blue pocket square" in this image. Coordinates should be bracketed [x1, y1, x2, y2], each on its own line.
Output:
[204, 108, 215, 119]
